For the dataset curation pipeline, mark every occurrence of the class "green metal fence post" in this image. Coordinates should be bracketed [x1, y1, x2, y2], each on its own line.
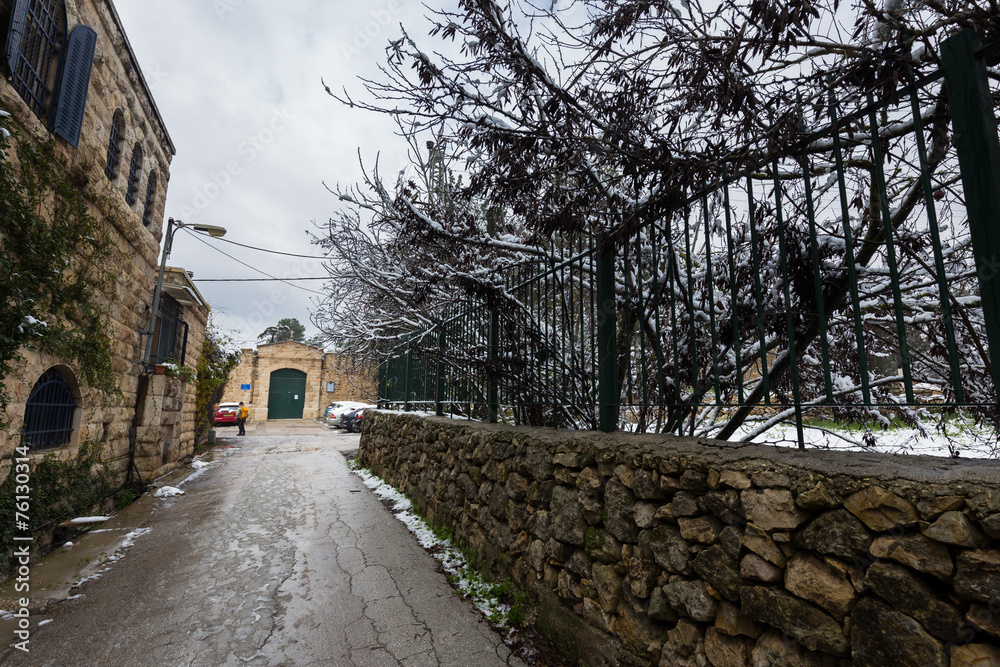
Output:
[596, 233, 619, 432]
[436, 329, 445, 417]
[942, 29, 1000, 402]
[403, 350, 412, 412]
[377, 358, 386, 409]
[488, 307, 499, 423]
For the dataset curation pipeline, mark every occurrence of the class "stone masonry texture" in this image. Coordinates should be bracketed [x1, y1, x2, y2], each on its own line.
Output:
[360, 411, 1000, 667]
[220, 341, 376, 421]
[1, 0, 207, 483]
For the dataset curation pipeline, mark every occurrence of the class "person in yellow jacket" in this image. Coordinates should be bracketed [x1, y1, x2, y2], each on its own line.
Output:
[237, 402, 249, 436]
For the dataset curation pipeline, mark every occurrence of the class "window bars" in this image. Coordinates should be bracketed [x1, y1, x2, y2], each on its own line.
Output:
[152, 294, 187, 365]
[104, 111, 123, 180]
[125, 143, 143, 205]
[7, 0, 66, 122]
[142, 172, 157, 226]
[23, 368, 76, 450]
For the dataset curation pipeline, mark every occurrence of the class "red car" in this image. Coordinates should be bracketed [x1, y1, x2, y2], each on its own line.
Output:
[213, 402, 240, 427]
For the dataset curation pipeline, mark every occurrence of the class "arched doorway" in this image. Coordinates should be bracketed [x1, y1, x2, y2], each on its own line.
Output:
[267, 368, 306, 419]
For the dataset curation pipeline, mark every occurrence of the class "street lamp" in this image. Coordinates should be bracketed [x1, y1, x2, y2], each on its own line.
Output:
[141, 217, 227, 370]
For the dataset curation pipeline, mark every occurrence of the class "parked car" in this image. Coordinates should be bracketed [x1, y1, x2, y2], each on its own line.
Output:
[213, 402, 240, 427]
[341, 408, 368, 433]
[324, 401, 371, 428]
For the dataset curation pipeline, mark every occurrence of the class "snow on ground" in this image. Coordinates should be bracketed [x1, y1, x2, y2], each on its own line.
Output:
[72, 528, 152, 587]
[153, 486, 184, 498]
[68, 516, 111, 524]
[734, 418, 998, 459]
[350, 464, 513, 627]
[386, 409, 998, 459]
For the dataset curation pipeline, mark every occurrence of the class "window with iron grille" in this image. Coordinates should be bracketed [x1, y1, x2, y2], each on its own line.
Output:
[104, 110, 124, 180]
[5, 0, 67, 123]
[150, 294, 189, 365]
[142, 171, 157, 226]
[125, 143, 143, 205]
[23, 368, 76, 450]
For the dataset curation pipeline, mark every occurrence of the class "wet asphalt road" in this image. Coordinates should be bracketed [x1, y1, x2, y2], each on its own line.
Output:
[2, 421, 524, 667]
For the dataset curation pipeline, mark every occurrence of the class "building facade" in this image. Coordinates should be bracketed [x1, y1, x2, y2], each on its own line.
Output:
[1, 0, 206, 483]
[221, 342, 377, 421]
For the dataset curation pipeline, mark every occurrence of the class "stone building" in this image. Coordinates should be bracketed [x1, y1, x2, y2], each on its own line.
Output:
[220, 342, 377, 422]
[0, 0, 207, 483]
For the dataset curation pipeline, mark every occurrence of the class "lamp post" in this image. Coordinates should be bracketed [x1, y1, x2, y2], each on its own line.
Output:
[141, 217, 226, 370]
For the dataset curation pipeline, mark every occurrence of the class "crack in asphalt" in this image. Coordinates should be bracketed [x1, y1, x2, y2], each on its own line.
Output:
[9, 431, 524, 666]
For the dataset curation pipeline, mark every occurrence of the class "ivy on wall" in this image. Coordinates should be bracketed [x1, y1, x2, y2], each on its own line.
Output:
[194, 326, 240, 444]
[0, 111, 119, 419]
[0, 440, 116, 576]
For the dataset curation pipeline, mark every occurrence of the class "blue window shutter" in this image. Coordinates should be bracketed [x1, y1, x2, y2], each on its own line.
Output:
[4, 0, 30, 74]
[53, 25, 97, 149]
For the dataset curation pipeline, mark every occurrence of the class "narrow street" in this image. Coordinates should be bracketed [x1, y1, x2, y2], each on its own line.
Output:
[2, 421, 525, 667]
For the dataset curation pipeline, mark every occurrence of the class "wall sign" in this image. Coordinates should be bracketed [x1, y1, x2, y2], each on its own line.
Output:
[241, 383, 251, 391]
[326, 382, 336, 393]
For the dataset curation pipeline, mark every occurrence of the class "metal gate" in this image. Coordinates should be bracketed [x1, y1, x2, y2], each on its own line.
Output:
[267, 368, 306, 420]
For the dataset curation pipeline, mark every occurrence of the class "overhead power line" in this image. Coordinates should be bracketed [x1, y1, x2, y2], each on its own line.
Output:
[181, 229, 327, 295]
[191, 229, 335, 259]
[196, 277, 330, 282]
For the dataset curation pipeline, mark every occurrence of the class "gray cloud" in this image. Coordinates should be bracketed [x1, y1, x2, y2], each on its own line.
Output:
[113, 0, 428, 347]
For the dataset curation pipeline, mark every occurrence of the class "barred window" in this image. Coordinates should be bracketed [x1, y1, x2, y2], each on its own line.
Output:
[142, 171, 157, 226]
[23, 368, 76, 450]
[149, 294, 188, 365]
[125, 143, 143, 205]
[5, 0, 67, 122]
[104, 110, 124, 180]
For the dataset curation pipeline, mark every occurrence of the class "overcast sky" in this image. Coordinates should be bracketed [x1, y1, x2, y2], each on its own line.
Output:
[113, 0, 432, 349]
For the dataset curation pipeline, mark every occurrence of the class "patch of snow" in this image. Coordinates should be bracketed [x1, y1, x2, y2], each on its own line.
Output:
[36, 619, 52, 627]
[17, 315, 48, 334]
[154, 486, 184, 498]
[350, 464, 514, 628]
[69, 516, 111, 524]
[119, 527, 151, 550]
[62, 542, 73, 549]
[191, 460, 212, 469]
[734, 418, 998, 458]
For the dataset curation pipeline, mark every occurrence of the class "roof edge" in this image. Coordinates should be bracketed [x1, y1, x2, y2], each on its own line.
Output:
[104, 0, 176, 156]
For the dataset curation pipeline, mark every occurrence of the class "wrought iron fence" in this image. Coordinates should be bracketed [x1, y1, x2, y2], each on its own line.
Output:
[378, 29, 1000, 447]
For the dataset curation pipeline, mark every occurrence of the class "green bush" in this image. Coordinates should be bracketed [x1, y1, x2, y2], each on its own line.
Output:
[0, 440, 116, 576]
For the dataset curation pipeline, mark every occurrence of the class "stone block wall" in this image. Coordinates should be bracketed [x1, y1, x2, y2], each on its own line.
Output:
[221, 349, 257, 407]
[360, 412, 1000, 666]
[0, 0, 178, 480]
[320, 354, 377, 407]
[220, 345, 377, 419]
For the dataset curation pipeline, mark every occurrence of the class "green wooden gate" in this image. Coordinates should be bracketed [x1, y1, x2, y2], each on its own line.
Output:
[267, 368, 306, 420]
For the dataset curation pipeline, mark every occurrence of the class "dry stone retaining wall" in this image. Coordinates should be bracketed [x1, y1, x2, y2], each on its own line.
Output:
[359, 411, 1000, 666]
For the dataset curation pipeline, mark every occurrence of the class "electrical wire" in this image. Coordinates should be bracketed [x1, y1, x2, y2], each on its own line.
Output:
[181, 228, 328, 295]
[192, 229, 335, 259]
[196, 277, 330, 281]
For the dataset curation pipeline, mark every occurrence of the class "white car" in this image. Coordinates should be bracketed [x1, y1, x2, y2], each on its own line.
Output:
[324, 401, 373, 428]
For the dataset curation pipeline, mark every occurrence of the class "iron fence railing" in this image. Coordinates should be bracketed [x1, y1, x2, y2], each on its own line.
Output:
[378, 29, 1000, 447]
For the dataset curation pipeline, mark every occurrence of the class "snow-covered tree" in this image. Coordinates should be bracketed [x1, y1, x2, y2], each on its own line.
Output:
[314, 0, 1000, 443]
